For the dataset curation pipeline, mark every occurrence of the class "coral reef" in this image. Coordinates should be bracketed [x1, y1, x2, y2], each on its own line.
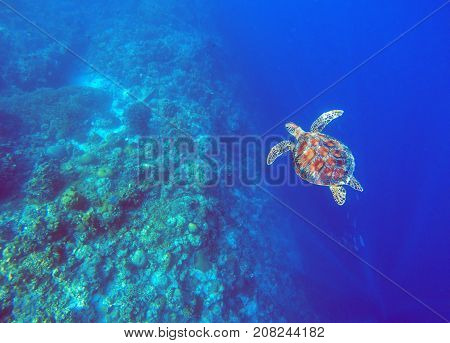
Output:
[0, 0, 312, 323]
[25, 160, 64, 202]
[0, 86, 112, 140]
[0, 149, 24, 200]
[124, 102, 154, 136]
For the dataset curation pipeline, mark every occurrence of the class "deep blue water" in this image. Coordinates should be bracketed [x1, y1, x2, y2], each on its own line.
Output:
[214, 0, 450, 321]
[0, 0, 448, 322]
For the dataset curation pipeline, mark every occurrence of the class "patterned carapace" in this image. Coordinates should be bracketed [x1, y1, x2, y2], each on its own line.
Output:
[294, 132, 354, 186]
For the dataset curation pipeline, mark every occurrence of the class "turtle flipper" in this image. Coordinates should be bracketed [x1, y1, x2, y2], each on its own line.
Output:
[267, 140, 294, 165]
[310, 110, 343, 133]
[330, 185, 346, 205]
[347, 176, 363, 192]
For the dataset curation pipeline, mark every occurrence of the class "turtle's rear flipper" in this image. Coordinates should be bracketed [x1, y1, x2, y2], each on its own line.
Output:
[330, 185, 346, 205]
[267, 140, 294, 165]
[347, 176, 363, 192]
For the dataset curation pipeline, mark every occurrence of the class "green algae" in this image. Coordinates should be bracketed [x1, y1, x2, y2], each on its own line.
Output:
[61, 186, 87, 210]
[96, 167, 113, 178]
[188, 222, 198, 232]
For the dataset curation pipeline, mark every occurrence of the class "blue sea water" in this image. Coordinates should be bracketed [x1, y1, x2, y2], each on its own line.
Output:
[215, 0, 450, 322]
[0, 0, 449, 322]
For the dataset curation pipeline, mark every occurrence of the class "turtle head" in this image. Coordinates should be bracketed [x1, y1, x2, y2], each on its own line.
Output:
[285, 122, 304, 139]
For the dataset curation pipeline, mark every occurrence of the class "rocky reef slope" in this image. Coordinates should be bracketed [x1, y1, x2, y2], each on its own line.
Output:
[0, 0, 312, 322]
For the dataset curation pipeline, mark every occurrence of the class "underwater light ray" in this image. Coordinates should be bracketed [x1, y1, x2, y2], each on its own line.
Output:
[0, 0, 193, 138]
[261, 0, 449, 138]
[256, 185, 449, 323]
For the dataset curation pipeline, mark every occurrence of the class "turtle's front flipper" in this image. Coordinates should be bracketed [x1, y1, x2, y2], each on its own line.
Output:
[330, 185, 346, 205]
[311, 110, 343, 133]
[285, 122, 303, 139]
[347, 176, 363, 192]
[267, 140, 294, 165]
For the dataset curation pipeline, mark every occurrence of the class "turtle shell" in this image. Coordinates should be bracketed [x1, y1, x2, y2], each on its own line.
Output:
[293, 132, 354, 186]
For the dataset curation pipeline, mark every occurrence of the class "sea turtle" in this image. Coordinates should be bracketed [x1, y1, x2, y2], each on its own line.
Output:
[267, 110, 363, 205]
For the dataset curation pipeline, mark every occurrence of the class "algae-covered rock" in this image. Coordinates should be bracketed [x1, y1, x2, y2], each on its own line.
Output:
[151, 270, 168, 288]
[25, 160, 63, 201]
[97, 201, 122, 227]
[188, 222, 198, 232]
[118, 183, 144, 209]
[131, 249, 146, 267]
[79, 207, 101, 233]
[175, 215, 186, 228]
[78, 152, 97, 165]
[97, 167, 113, 178]
[159, 252, 172, 271]
[166, 217, 176, 227]
[187, 234, 201, 247]
[61, 186, 87, 210]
